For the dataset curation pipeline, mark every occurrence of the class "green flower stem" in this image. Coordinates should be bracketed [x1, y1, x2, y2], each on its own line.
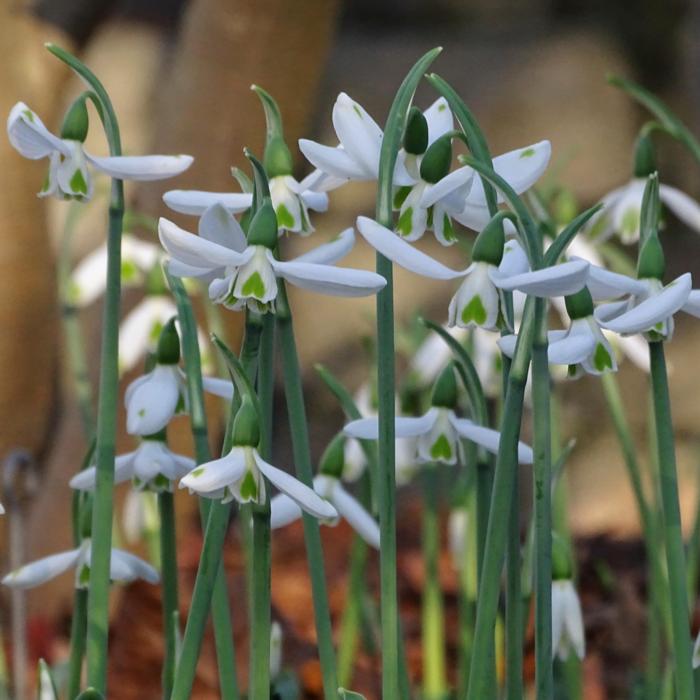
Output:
[337, 476, 372, 689]
[276, 285, 338, 698]
[649, 340, 695, 700]
[58, 202, 94, 439]
[532, 298, 553, 699]
[422, 465, 447, 699]
[167, 273, 240, 700]
[505, 455, 523, 700]
[67, 588, 88, 699]
[158, 492, 179, 700]
[170, 501, 234, 700]
[249, 315, 274, 699]
[466, 296, 535, 700]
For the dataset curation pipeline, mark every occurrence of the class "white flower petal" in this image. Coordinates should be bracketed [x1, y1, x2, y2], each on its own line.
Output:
[70, 452, 136, 491]
[491, 259, 589, 298]
[577, 260, 646, 301]
[420, 166, 474, 209]
[271, 256, 386, 297]
[448, 413, 533, 464]
[293, 228, 355, 265]
[333, 93, 382, 177]
[659, 184, 700, 233]
[159, 217, 253, 269]
[70, 244, 108, 307]
[201, 375, 234, 400]
[598, 273, 692, 334]
[356, 216, 466, 280]
[298, 140, 368, 182]
[199, 203, 248, 252]
[447, 263, 500, 330]
[163, 189, 253, 216]
[344, 409, 439, 440]
[7, 102, 69, 159]
[423, 97, 454, 146]
[467, 141, 551, 206]
[253, 452, 337, 521]
[330, 481, 380, 548]
[682, 289, 700, 318]
[119, 297, 177, 375]
[270, 493, 303, 529]
[3, 549, 81, 589]
[126, 365, 181, 436]
[547, 331, 596, 366]
[87, 154, 192, 181]
[498, 239, 531, 277]
[180, 448, 247, 494]
[109, 548, 159, 584]
[301, 189, 329, 212]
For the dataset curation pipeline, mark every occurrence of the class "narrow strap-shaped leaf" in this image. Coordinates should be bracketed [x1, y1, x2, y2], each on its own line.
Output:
[543, 203, 603, 266]
[212, 333, 261, 421]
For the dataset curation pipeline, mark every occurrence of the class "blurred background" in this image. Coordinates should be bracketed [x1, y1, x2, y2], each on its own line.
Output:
[3, 0, 700, 696]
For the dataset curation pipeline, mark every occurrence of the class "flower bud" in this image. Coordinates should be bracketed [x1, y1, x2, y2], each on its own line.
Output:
[319, 433, 345, 478]
[431, 363, 458, 409]
[232, 395, 261, 447]
[419, 134, 452, 184]
[471, 213, 507, 266]
[552, 532, 573, 581]
[403, 106, 429, 156]
[633, 131, 656, 179]
[60, 96, 89, 142]
[156, 318, 180, 365]
[564, 287, 594, 320]
[637, 234, 665, 281]
[264, 136, 294, 179]
[247, 199, 279, 248]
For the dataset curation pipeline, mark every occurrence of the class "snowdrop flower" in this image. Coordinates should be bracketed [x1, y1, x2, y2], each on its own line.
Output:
[2, 539, 159, 590]
[345, 364, 533, 466]
[69, 234, 162, 307]
[270, 434, 380, 548]
[452, 141, 552, 233]
[125, 318, 233, 435]
[500, 286, 618, 377]
[120, 490, 158, 544]
[159, 201, 385, 313]
[181, 396, 337, 522]
[270, 622, 283, 680]
[7, 99, 192, 201]
[357, 216, 589, 331]
[342, 382, 417, 485]
[448, 507, 469, 572]
[69, 434, 194, 493]
[594, 234, 698, 341]
[552, 579, 585, 661]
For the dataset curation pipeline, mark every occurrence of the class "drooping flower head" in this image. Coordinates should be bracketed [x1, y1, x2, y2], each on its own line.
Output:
[551, 534, 585, 661]
[7, 98, 192, 201]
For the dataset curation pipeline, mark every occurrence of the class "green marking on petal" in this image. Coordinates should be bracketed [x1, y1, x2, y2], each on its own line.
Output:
[121, 259, 139, 283]
[461, 295, 487, 326]
[352, 104, 363, 118]
[240, 470, 258, 501]
[519, 147, 535, 158]
[397, 207, 414, 236]
[393, 186, 412, 210]
[78, 564, 91, 587]
[69, 168, 88, 195]
[149, 320, 164, 344]
[442, 213, 456, 242]
[593, 342, 613, 372]
[437, 103, 447, 112]
[190, 467, 205, 478]
[275, 203, 295, 230]
[152, 473, 170, 490]
[620, 207, 640, 238]
[22, 109, 35, 123]
[241, 270, 266, 299]
[430, 433, 453, 461]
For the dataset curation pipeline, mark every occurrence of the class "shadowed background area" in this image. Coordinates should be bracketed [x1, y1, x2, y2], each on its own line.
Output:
[2, 0, 700, 696]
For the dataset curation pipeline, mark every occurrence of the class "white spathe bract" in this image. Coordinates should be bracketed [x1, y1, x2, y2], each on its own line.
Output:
[595, 273, 693, 341]
[453, 141, 552, 232]
[344, 406, 533, 466]
[8, 102, 192, 201]
[70, 234, 162, 307]
[125, 362, 233, 436]
[357, 217, 589, 330]
[585, 177, 700, 245]
[2, 539, 158, 590]
[270, 474, 380, 549]
[159, 207, 385, 313]
[180, 445, 338, 521]
[552, 579, 585, 661]
[70, 439, 195, 493]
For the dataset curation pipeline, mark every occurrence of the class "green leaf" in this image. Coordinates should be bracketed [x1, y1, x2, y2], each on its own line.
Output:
[212, 333, 261, 421]
[338, 689, 367, 699]
[543, 202, 604, 266]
